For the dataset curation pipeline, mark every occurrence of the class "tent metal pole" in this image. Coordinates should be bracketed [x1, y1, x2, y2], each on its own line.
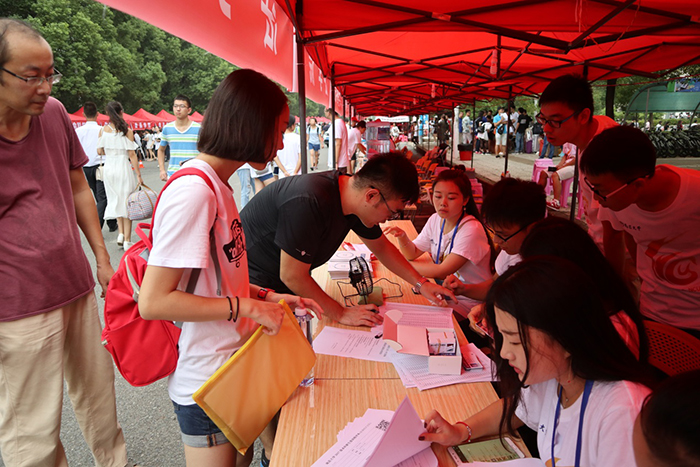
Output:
[296, 37, 308, 174]
[569, 65, 589, 222]
[330, 73, 336, 170]
[471, 100, 476, 169]
[503, 85, 512, 177]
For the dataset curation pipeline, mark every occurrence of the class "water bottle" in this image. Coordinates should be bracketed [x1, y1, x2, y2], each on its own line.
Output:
[295, 308, 315, 387]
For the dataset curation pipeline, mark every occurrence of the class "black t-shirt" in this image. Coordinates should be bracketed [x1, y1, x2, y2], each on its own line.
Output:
[517, 115, 532, 134]
[241, 171, 382, 293]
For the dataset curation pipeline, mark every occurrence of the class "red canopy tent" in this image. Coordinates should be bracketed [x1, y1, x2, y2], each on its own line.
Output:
[156, 110, 176, 122]
[72, 107, 110, 125]
[190, 111, 205, 123]
[132, 108, 170, 129]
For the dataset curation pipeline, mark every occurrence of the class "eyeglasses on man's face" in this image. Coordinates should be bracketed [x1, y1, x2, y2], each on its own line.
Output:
[485, 224, 527, 243]
[1, 67, 62, 87]
[371, 186, 401, 220]
[535, 109, 582, 129]
[173, 104, 190, 109]
[583, 173, 651, 202]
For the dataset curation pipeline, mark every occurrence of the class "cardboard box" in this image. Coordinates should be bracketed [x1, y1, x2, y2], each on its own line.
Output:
[382, 309, 462, 375]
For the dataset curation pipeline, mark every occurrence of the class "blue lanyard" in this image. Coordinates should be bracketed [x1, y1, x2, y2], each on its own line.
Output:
[435, 212, 465, 265]
[550, 379, 594, 467]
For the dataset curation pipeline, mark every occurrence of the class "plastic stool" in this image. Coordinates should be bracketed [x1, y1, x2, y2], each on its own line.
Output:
[559, 177, 574, 208]
[532, 159, 554, 196]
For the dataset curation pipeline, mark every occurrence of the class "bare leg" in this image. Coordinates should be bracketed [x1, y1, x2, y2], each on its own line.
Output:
[537, 171, 548, 187]
[254, 178, 265, 193]
[122, 217, 133, 242]
[552, 172, 562, 201]
[116, 217, 124, 237]
[184, 443, 238, 467]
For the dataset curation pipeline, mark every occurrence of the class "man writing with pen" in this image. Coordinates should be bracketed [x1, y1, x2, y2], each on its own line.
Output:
[240, 152, 456, 328]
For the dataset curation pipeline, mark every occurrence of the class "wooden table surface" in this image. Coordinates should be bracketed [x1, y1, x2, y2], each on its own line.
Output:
[271, 220, 522, 466]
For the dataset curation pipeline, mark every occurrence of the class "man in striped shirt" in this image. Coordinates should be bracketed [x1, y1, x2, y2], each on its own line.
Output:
[158, 94, 201, 180]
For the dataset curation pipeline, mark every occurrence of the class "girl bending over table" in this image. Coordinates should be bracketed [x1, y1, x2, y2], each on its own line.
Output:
[421, 256, 655, 467]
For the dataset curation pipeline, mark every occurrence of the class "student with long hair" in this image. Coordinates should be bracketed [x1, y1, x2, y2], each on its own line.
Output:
[138, 69, 322, 467]
[384, 168, 495, 318]
[97, 100, 142, 250]
[421, 257, 655, 467]
[519, 216, 647, 359]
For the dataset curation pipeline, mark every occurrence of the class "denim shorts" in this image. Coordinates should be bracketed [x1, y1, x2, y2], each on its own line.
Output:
[172, 401, 228, 448]
[256, 172, 274, 182]
[308, 142, 320, 151]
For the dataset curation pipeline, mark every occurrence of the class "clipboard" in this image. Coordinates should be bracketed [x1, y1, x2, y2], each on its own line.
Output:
[192, 301, 316, 454]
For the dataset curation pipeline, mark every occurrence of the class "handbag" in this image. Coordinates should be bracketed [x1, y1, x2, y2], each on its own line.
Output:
[95, 164, 104, 181]
[126, 183, 158, 220]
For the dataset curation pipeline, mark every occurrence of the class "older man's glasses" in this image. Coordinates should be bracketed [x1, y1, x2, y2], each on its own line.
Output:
[1, 67, 62, 86]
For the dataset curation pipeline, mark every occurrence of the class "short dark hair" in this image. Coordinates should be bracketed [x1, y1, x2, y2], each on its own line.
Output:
[355, 120, 366, 129]
[485, 256, 654, 439]
[481, 178, 546, 229]
[640, 369, 700, 467]
[539, 74, 594, 120]
[353, 152, 419, 204]
[286, 118, 296, 130]
[174, 94, 191, 108]
[198, 69, 287, 163]
[518, 107, 526, 114]
[579, 126, 656, 180]
[0, 18, 44, 82]
[83, 101, 98, 119]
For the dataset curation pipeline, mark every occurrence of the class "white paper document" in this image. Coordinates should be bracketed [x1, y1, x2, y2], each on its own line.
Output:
[313, 326, 393, 362]
[311, 397, 437, 467]
[466, 460, 545, 467]
[374, 302, 454, 334]
[391, 343, 496, 391]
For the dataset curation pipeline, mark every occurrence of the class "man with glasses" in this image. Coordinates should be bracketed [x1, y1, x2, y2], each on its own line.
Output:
[240, 153, 456, 328]
[158, 94, 201, 180]
[581, 126, 700, 337]
[537, 74, 618, 248]
[442, 178, 546, 339]
[0, 19, 129, 466]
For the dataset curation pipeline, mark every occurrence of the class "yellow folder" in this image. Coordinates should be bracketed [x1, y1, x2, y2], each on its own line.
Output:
[192, 301, 316, 454]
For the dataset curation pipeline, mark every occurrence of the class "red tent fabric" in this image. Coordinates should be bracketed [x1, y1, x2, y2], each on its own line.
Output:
[132, 108, 170, 128]
[190, 111, 204, 123]
[156, 110, 176, 122]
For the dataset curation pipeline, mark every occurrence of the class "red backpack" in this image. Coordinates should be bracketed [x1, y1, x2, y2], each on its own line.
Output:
[102, 168, 219, 386]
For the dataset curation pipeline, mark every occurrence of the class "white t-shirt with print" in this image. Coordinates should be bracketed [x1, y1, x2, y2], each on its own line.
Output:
[413, 214, 493, 318]
[347, 127, 362, 157]
[516, 379, 649, 467]
[277, 132, 301, 179]
[495, 250, 521, 276]
[149, 159, 258, 405]
[333, 118, 349, 168]
[598, 165, 700, 330]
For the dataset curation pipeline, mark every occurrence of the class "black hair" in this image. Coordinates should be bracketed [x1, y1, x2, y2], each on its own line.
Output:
[579, 126, 656, 181]
[355, 120, 366, 129]
[105, 101, 128, 135]
[286, 118, 296, 130]
[83, 101, 98, 119]
[433, 169, 496, 271]
[539, 74, 594, 122]
[518, 107, 526, 114]
[480, 178, 546, 230]
[0, 18, 43, 78]
[520, 216, 649, 361]
[174, 94, 191, 108]
[198, 69, 287, 163]
[640, 369, 700, 467]
[485, 256, 655, 438]
[353, 152, 419, 204]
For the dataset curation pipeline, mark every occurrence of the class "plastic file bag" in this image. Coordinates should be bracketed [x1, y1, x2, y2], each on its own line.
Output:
[193, 301, 316, 454]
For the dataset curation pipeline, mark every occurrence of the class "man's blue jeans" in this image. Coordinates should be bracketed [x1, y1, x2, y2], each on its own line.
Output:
[237, 168, 254, 208]
[515, 132, 524, 153]
[539, 135, 555, 159]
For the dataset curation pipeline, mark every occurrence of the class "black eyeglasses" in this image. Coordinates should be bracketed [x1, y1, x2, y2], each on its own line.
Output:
[485, 224, 527, 243]
[535, 109, 581, 129]
[1, 67, 62, 86]
[371, 185, 401, 220]
[583, 173, 651, 202]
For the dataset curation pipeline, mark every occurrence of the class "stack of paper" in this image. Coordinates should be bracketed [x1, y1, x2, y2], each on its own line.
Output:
[311, 397, 438, 467]
[328, 251, 374, 280]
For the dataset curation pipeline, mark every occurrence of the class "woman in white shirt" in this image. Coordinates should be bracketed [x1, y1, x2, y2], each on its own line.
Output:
[421, 257, 655, 467]
[139, 69, 322, 466]
[384, 168, 495, 319]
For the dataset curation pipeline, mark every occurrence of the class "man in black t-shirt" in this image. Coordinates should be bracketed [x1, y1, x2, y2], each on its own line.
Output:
[515, 107, 532, 153]
[241, 153, 456, 327]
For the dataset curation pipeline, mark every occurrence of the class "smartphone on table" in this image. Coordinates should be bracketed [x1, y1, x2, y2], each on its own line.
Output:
[448, 437, 524, 465]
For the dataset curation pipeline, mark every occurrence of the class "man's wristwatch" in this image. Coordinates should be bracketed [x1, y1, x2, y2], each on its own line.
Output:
[257, 288, 274, 300]
[412, 277, 429, 294]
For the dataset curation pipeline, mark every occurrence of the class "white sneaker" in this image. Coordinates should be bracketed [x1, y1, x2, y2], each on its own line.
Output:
[116, 233, 124, 246]
[123, 241, 133, 251]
